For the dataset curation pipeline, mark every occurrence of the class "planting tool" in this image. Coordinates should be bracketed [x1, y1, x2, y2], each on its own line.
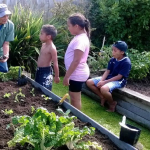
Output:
[17, 67, 27, 86]
[57, 93, 69, 106]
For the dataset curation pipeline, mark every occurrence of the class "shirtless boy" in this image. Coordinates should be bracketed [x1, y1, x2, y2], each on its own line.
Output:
[35, 24, 60, 90]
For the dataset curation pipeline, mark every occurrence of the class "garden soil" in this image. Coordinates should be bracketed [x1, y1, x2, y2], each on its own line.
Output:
[0, 81, 119, 150]
[126, 78, 150, 97]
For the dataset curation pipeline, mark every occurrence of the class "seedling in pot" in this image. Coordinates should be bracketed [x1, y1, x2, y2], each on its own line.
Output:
[30, 88, 35, 96]
[3, 93, 11, 98]
[41, 94, 52, 100]
[14, 88, 25, 102]
[17, 67, 27, 86]
[1, 109, 13, 115]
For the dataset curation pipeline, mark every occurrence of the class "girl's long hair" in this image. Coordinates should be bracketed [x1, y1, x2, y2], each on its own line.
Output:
[68, 13, 91, 38]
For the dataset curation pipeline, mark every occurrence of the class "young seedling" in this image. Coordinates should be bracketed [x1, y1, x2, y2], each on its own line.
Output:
[14, 88, 25, 102]
[41, 94, 52, 101]
[30, 88, 35, 96]
[1, 109, 13, 115]
[3, 93, 11, 98]
[31, 106, 35, 114]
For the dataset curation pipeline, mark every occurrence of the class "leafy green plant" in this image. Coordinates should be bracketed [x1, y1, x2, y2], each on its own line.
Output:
[9, 4, 43, 73]
[128, 49, 150, 79]
[8, 107, 101, 150]
[2, 109, 13, 115]
[88, 46, 112, 73]
[31, 106, 35, 114]
[41, 94, 52, 101]
[0, 66, 25, 81]
[30, 88, 35, 96]
[14, 88, 25, 102]
[3, 93, 11, 98]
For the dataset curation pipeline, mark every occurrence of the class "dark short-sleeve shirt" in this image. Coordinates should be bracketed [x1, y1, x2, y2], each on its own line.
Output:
[0, 20, 14, 56]
[106, 57, 131, 86]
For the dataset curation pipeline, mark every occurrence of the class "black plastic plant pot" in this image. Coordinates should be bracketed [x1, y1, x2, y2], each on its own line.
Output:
[119, 124, 141, 146]
[17, 76, 27, 86]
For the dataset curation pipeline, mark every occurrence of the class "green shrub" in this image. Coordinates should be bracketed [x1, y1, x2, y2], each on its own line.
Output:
[128, 49, 150, 79]
[88, 46, 112, 73]
[89, 0, 150, 51]
[9, 4, 43, 73]
[0, 66, 24, 81]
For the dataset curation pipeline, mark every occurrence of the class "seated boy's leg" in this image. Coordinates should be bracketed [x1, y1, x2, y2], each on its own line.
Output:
[86, 77, 106, 106]
[100, 81, 122, 112]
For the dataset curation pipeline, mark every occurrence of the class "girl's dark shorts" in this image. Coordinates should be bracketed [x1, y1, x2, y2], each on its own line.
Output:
[69, 80, 84, 92]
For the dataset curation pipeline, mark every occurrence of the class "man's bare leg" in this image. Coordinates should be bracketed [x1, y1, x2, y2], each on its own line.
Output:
[86, 79, 106, 106]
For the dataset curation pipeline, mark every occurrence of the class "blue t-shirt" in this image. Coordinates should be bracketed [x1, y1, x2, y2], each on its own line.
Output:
[106, 57, 131, 86]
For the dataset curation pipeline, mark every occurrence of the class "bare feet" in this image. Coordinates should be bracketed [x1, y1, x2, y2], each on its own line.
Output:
[100, 98, 106, 107]
[106, 101, 117, 112]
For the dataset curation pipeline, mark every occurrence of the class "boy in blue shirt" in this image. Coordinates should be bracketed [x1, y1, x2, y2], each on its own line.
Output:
[86, 41, 131, 112]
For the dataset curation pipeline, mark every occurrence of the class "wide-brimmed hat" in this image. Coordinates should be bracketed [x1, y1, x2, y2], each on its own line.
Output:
[0, 4, 11, 18]
[113, 41, 128, 56]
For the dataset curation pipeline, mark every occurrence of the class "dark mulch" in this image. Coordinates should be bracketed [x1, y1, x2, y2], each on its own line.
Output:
[0, 81, 119, 150]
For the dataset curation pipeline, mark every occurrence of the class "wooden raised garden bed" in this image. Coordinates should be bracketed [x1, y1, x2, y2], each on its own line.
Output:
[0, 77, 136, 150]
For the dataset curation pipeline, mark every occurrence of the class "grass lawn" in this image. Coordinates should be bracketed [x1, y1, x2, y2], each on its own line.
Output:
[53, 77, 150, 150]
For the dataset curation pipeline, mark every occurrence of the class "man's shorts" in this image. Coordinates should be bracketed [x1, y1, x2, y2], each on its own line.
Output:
[35, 66, 53, 91]
[92, 77, 123, 93]
[69, 80, 84, 92]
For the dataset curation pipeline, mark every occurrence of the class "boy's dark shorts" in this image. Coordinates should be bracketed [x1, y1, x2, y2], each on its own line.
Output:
[69, 80, 84, 92]
[35, 66, 53, 91]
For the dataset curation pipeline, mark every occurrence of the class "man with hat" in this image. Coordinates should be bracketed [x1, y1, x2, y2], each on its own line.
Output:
[86, 41, 131, 112]
[0, 4, 14, 72]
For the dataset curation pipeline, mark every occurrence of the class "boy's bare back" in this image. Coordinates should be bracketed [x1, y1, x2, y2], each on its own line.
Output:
[37, 42, 56, 67]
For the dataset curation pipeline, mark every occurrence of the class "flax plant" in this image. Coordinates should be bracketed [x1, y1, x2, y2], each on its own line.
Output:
[9, 4, 43, 73]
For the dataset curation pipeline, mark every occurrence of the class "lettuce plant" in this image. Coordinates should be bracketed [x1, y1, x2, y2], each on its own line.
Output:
[8, 107, 100, 150]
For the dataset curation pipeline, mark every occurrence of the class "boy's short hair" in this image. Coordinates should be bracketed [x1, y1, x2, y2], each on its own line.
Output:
[42, 25, 57, 40]
[113, 41, 128, 56]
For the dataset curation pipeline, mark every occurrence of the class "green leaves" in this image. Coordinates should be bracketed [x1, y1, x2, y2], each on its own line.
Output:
[8, 107, 99, 150]
[1, 109, 13, 115]
[9, 4, 43, 74]
[89, 0, 150, 51]
[128, 49, 150, 79]
[0, 66, 24, 81]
